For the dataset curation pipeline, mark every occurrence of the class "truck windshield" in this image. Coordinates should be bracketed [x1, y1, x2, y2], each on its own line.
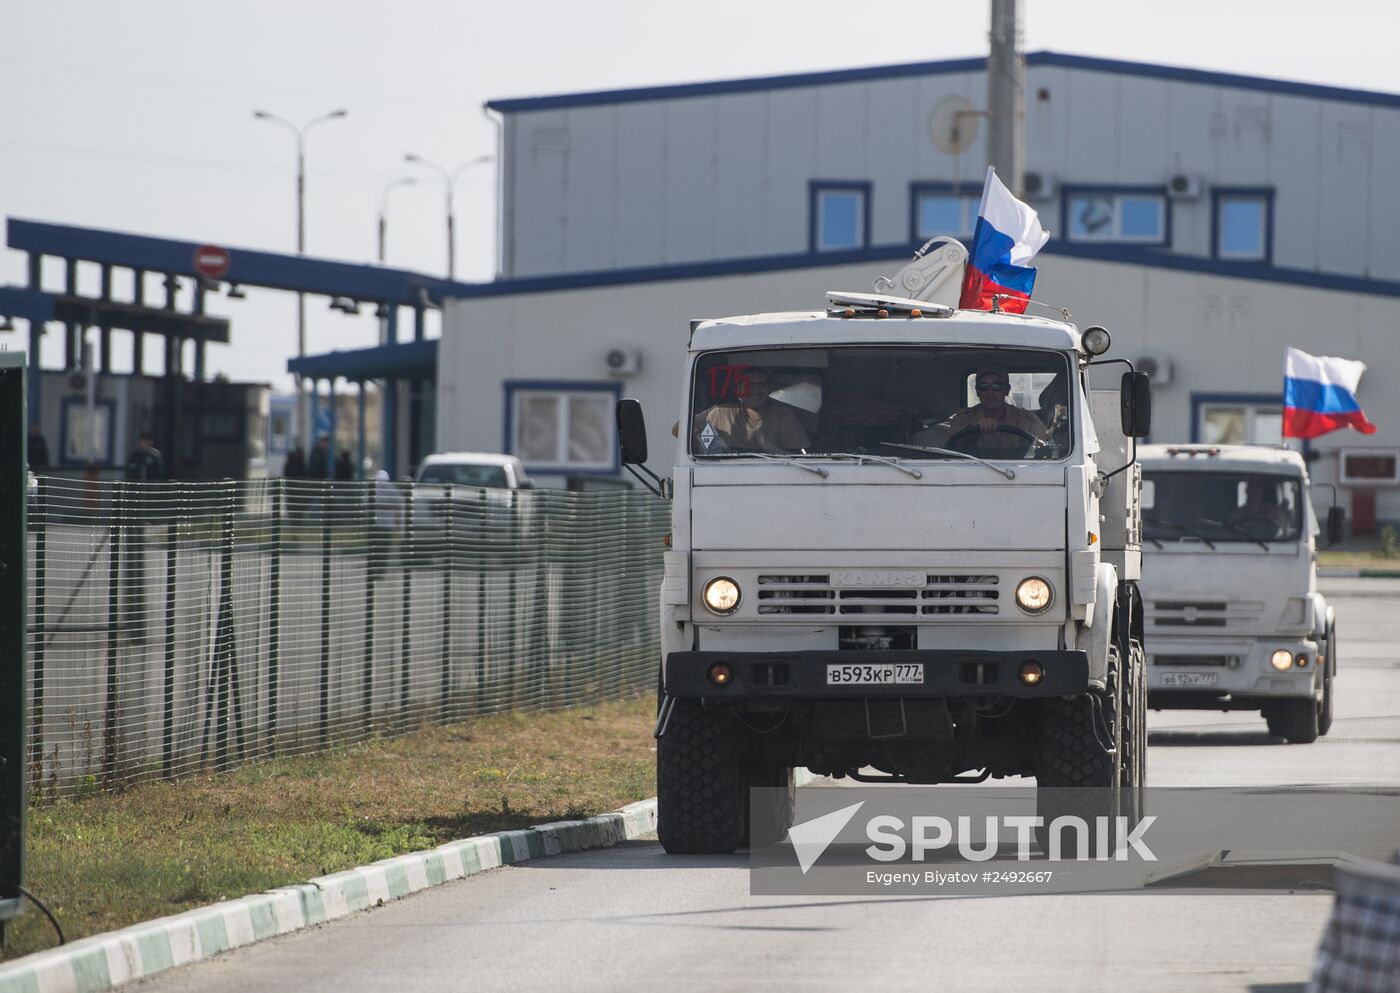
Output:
[688, 346, 1073, 461]
[1143, 471, 1303, 544]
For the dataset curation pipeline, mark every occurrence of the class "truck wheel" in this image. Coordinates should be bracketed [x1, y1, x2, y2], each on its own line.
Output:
[1120, 640, 1147, 822]
[1318, 627, 1335, 737]
[1270, 696, 1320, 745]
[743, 762, 795, 848]
[656, 699, 745, 854]
[1035, 646, 1122, 854]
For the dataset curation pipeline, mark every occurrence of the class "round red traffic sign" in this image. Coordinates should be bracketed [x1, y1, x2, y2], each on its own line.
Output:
[193, 245, 231, 279]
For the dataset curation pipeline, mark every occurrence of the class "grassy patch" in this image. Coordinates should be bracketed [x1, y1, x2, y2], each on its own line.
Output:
[1318, 549, 1400, 568]
[2, 696, 655, 961]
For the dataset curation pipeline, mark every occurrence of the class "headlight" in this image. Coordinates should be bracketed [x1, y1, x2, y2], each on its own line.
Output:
[1270, 649, 1293, 671]
[702, 577, 741, 615]
[1015, 577, 1053, 613]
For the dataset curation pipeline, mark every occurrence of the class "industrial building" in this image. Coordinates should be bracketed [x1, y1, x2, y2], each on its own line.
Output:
[432, 51, 1400, 528]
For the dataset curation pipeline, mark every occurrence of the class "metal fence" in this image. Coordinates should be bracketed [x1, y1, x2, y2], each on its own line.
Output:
[24, 477, 668, 798]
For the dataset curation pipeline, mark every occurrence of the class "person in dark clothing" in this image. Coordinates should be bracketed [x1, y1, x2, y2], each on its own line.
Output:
[124, 431, 167, 482]
[307, 437, 331, 481]
[334, 449, 355, 481]
[283, 445, 306, 479]
[27, 422, 50, 470]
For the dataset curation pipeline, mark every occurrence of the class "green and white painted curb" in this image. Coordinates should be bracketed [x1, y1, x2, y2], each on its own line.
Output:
[0, 799, 658, 993]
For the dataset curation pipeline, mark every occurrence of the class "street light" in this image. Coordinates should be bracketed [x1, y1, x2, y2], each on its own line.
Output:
[378, 176, 417, 264]
[253, 106, 348, 450]
[404, 152, 493, 279]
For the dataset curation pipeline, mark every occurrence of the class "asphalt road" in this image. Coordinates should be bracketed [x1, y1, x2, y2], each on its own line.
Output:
[135, 578, 1400, 993]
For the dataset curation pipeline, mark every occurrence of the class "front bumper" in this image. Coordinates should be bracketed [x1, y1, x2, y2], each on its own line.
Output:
[1146, 636, 1320, 703]
[663, 649, 1089, 699]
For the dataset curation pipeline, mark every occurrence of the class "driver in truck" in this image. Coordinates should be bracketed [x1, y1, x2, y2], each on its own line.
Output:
[946, 364, 1050, 450]
[1227, 478, 1291, 535]
[691, 367, 810, 453]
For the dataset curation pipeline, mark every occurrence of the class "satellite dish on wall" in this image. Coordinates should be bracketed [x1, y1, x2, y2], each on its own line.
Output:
[928, 95, 980, 155]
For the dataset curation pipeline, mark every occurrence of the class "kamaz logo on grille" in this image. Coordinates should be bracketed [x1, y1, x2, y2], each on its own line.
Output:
[831, 570, 925, 589]
[1183, 606, 1199, 623]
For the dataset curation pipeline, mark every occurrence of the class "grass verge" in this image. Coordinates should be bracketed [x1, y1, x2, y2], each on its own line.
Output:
[1318, 549, 1400, 568]
[1, 695, 655, 962]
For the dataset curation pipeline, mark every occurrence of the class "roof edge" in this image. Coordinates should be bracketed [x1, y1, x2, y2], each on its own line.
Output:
[484, 49, 1400, 115]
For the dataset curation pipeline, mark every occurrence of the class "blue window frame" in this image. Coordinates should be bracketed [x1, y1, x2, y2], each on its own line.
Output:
[1061, 186, 1170, 245]
[1212, 187, 1274, 263]
[909, 182, 980, 242]
[503, 380, 622, 475]
[1191, 392, 1284, 446]
[809, 181, 871, 253]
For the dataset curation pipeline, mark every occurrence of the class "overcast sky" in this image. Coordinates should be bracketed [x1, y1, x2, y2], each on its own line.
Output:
[2, 1, 1392, 390]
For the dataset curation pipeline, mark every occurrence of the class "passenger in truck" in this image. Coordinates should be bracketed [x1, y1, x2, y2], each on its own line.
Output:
[692, 367, 810, 453]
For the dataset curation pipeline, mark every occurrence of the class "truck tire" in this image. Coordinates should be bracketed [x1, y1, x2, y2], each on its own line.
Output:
[1318, 623, 1336, 737]
[1036, 645, 1123, 855]
[1120, 640, 1147, 822]
[656, 699, 745, 854]
[743, 762, 795, 848]
[1266, 696, 1320, 745]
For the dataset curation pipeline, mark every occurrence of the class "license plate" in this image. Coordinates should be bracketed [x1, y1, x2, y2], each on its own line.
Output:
[826, 663, 924, 686]
[1160, 671, 1219, 687]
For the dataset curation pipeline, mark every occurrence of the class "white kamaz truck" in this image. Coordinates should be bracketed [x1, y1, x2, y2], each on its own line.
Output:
[617, 288, 1153, 854]
[1139, 443, 1342, 744]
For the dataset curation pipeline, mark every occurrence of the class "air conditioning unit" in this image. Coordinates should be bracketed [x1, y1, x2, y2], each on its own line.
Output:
[1166, 173, 1203, 199]
[605, 345, 641, 377]
[1023, 170, 1056, 200]
[1135, 354, 1174, 386]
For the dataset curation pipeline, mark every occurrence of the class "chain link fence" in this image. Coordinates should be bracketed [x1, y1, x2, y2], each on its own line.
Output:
[24, 477, 668, 799]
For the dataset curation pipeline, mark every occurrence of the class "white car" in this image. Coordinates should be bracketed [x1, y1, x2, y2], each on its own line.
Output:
[411, 453, 532, 529]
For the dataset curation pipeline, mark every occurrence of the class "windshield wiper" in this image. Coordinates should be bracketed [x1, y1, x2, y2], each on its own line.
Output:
[816, 452, 923, 479]
[1143, 516, 1217, 550]
[711, 451, 829, 477]
[1198, 518, 1271, 551]
[878, 442, 1016, 480]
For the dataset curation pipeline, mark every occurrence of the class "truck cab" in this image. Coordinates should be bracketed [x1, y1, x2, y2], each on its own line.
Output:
[619, 292, 1153, 854]
[1139, 444, 1340, 743]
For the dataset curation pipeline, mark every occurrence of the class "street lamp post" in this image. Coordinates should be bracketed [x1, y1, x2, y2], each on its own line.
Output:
[253, 106, 348, 451]
[404, 153, 492, 279]
[378, 176, 417, 264]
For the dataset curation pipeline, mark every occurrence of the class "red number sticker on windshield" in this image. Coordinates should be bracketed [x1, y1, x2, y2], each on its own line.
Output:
[708, 364, 752, 399]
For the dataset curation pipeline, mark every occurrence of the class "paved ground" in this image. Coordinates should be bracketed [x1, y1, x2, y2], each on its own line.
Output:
[135, 578, 1400, 993]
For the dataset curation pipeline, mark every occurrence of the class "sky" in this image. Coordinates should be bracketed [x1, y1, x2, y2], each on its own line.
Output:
[2, 0, 1394, 391]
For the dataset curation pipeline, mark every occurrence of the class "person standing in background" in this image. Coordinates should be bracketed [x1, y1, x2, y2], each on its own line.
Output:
[124, 431, 167, 481]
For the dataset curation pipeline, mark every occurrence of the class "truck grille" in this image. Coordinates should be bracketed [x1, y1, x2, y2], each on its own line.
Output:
[756, 574, 999, 616]
[1149, 600, 1264, 628]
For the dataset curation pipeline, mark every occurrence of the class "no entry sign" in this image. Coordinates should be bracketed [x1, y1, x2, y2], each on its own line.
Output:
[193, 245, 231, 279]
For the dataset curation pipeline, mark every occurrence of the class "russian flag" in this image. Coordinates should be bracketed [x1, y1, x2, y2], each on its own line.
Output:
[1283, 347, 1377, 438]
[958, 166, 1050, 314]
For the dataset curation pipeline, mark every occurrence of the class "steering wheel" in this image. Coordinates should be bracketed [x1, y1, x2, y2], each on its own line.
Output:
[947, 423, 1041, 458]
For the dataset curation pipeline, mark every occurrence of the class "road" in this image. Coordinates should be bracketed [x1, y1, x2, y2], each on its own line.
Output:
[135, 578, 1400, 993]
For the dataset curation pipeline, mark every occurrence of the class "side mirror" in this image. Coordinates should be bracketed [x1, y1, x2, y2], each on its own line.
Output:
[1121, 371, 1152, 438]
[1327, 505, 1345, 545]
[616, 398, 648, 465]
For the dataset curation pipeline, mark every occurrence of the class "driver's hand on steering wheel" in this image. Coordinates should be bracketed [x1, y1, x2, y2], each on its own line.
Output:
[977, 416, 998, 433]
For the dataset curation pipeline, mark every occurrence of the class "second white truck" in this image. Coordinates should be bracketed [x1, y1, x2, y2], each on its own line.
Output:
[1139, 443, 1342, 743]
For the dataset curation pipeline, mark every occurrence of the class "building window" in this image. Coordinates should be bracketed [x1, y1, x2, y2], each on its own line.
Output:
[60, 397, 115, 465]
[1339, 450, 1400, 485]
[809, 181, 870, 252]
[1063, 188, 1168, 244]
[1213, 188, 1273, 262]
[505, 381, 620, 473]
[909, 183, 979, 241]
[1193, 394, 1282, 446]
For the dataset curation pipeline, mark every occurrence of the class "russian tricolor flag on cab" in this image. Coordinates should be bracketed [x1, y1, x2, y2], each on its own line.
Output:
[1283, 347, 1377, 438]
[958, 166, 1050, 314]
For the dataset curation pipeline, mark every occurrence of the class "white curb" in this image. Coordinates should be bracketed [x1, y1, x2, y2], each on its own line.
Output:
[0, 798, 659, 993]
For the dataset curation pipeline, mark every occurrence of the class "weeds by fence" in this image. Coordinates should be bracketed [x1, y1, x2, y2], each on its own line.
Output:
[24, 477, 667, 799]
